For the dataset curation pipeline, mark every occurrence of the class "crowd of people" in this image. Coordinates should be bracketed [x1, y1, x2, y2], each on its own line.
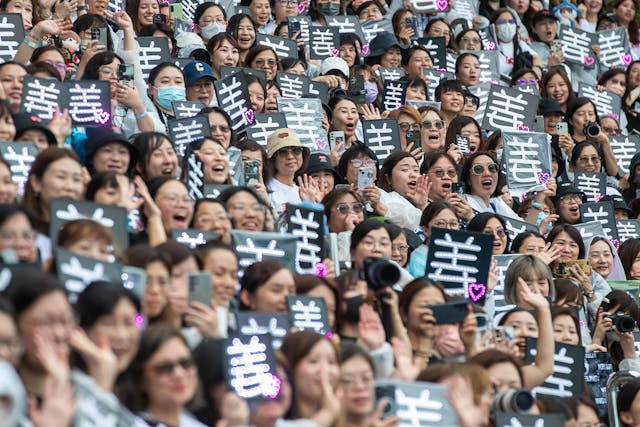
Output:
[3, 0, 640, 425]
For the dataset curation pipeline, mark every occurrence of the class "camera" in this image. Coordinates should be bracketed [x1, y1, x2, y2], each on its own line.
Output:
[358, 257, 400, 291]
[493, 389, 534, 413]
[606, 312, 636, 333]
[583, 122, 600, 138]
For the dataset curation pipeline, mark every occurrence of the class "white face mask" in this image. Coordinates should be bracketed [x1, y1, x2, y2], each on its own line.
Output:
[201, 22, 226, 39]
[496, 23, 517, 42]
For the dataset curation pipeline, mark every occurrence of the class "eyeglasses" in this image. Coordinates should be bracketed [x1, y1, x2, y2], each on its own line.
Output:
[485, 228, 506, 238]
[28, 312, 75, 329]
[559, 194, 582, 203]
[195, 213, 231, 225]
[277, 0, 297, 5]
[577, 156, 601, 164]
[392, 243, 409, 252]
[359, 237, 391, 250]
[192, 81, 214, 90]
[276, 146, 303, 157]
[422, 119, 445, 130]
[432, 220, 459, 229]
[496, 18, 516, 24]
[350, 158, 376, 168]
[160, 194, 194, 205]
[148, 357, 195, 376]
[340, 374, 374, 389]
[471, 163, 499, 175]
[399, 122, 422, 131]
[254, 58, 277, 68]
[461, 36, 480, 44]
[517, 78, 537, 85]
[602, 126, 621, 135]
[200, 17, 225, 25]
[430, 169, 456, 179]
[210, 124, 231, 133]
[229, 202, 266, 213]
[44, 60, 67, 72]
[336, 202, 364, 214]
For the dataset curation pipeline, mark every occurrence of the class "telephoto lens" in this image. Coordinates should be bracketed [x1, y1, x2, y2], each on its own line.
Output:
[606, 313, 636, 333]
[583, 122, 600, 138]
[492, 389, 534, 413]
[358, 257, 400, 291]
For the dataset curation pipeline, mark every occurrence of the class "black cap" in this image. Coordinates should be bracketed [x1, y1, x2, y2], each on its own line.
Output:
[611, 195, 634, 217]
[305, 152, 339, 181]
[85, 126, 138, 174]
[13, 113, 57, 147]
[538, 98, 563, 116]
[368, 33, 402, 57]
[554, 182, 585, 203]
[533, 9, 558, 26]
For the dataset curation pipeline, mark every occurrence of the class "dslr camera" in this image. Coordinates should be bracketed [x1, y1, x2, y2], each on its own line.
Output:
[358, 257, 400, 291]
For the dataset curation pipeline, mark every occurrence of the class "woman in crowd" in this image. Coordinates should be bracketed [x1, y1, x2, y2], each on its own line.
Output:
[239, 258, 295, 313]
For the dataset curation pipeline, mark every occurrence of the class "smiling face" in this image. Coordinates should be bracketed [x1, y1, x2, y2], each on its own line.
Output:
[351, 227, 392, 269]
[406, 49, 433, 76]
[154, 180, 194, 231]
[380, 46, 402, 68]
[427, 158, 457, 200]
[246, 268, 296, 313]
[138, 0, 160, 27]
[31, 157, 84, 202]
[551, 230, 580, 261]
[92, 142, 130, 175]
[483, 217, 507, 255]
[457, 30, 481, 50]
[193, 201, 232, 244]
[0, 64, 26, 111]
[0, 212, 37, 262]
[468, 155, 498, 199]
[340, 355, 375, 418]
[250, 0, 271, 25]
[143, 260, 170, 319]
[328, 193, 364, 233]
[545, 73, 570, 107]
[226, 190, 265, 231]
[615, 0, 636, 25]
[556, 193, 582, 224]
[294, 339, 340, 403]
[211, 39, 240, 76]
[235, 17, 256, 51]
[332, 99, 358, 138]
[248, 81, 266, 113]
[552, 313, 579, 346]
[145, 139, 178, 180]
[250, 50, 278, 80]
[439, 90, 464, 115]
[197, 138, 228, 184]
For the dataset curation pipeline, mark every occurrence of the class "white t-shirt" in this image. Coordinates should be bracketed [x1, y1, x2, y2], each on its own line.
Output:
[268, 178, 301, 213]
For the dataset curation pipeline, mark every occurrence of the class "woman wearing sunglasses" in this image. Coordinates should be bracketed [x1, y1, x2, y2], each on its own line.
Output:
[322, 188, 366, 233]
[119, 324, 204, 427]
[419, 106, 446, 153]
[460, 151, 518, 219]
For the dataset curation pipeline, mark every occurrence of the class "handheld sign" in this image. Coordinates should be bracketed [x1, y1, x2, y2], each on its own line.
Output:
[381, 80, 408, 112]
[616, 219, 640, 243]
[285, 203, 325, 274]
[597, 27, 630, 68]
[577, 83, 622, 118]
[215, 71, 254, 132]
[584, 351, 612, 419]
[573, 171, 606, 203]
[286, 295, 330, 335]
[0, 14, 25, 63]
[220, 66, 267, 82]
[579, 201, 619, 241]
[0, 142, 37, 197]
[309, 27, 339, 60]
[56, 248, 122, 304]
[378, 67, 406, 83]
[362, 118, 402, 162]
[136, 37, 171, 82]
[417, 37, 446, 70]
[231, 230, 298, 274]
[574, 220, 606, 245]
[361, 19, 394, 44]
[172, 101, 205, 119]
[490, 255, 519, 325]
[468, 82, 492, 125]
[183, 145, 204, 199]
[499, 216, 538, 252]
[610, 135, 640, 176]
[495, 413, 565, 427]
[481, 86, 537, 132]
[167, 114, 211, 158]
[256, 33, 297, 60]
[460, 50, 499, 84]
[525, 338, 585, 397]
[49, 199, 128, 251]
[426, 228, 493, 303]
[502, 131, 552, 197]
[277, 98, 325, 150]
[423, 68, 455, 101]
[558, 24, 597, 68]
[245, 113, 288, 148]
[235, 312, 290, 350]
[171, 229, 218, 249]
[276, 72, 311, 99]
[325, 16, 365, 44]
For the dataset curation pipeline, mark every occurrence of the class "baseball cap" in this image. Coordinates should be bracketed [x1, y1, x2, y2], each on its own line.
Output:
[183, 61, 215, 87]
[266, 128, 309, 159]
[319, 57, 349, 79]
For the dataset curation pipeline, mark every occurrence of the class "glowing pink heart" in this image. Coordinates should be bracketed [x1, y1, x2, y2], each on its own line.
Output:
[361, 44, 370, 55]
[315, 138, 327, 151]
[537, 171, 550, 185]
[608, 112, 620, 120]
[316, 261, 327, 277]
[436, 67, 447, 72]
[468, 283, 486, 302]
[595, 193, 604, 202]
[297, 1, 306, 13]
[517, 124, 529, 131]
[490, 80, 499, 85]
[623, 53, 633, 66]
[486, 41, 496, 51]
[95, 110, 110, 125]
[330, 48, 339, 57]
[243, 108, 255, 125]
[436, 0, 448, 11]
[584, 56, 595, 66]
[264, 374, 282, 399]
[610, 238, 621, 250]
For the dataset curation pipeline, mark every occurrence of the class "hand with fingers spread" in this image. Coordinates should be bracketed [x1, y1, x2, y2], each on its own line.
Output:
[33, 330, 70, 383]
[185, 301, 221, 339]
[536, 242, 561, 265]
[312, 370, 342, 427]
[515, 277, 548, 311]
[69, 328, 118, 391]
[357, 303, 385, 351]
[360, 104, 381, 120]
[568, 263, 593, 300]
[447, 374, 491, 427]
[134, 176, 161, 219]
[48, 108, 72, 146]
[28, 373, 76, 427]
[329, 139, 345, 166]
[406, 174, 431, 211]
[390, 336, 422, 381]
[487, 257, 498, 293]
[53, 0, 78, 20]
[104, 9, 134, 31]
[298, 174, 322, 203]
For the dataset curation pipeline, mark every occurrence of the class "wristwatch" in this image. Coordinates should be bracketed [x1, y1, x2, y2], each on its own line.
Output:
[584, 289, 595, 298]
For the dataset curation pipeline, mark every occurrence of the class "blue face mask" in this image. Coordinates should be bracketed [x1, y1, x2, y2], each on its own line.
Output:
[154, 86, 186, 110]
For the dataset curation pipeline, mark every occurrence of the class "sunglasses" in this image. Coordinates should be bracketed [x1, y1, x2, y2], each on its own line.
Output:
[602, 126, 621, 135]
[517, 78, 537, 85]
[471, 163, 499, 175]
[431, 169, 456, 178]
[148, 357, 195, 376]
[336, 202, 365, 214]
[276, 146, 304, 156]
[422, 119, 445, 129]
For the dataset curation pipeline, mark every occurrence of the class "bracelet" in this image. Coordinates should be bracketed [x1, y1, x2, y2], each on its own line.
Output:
[135, 110, 148, 120]
[24, 37, 39, 49]
[76, 5, 88, 11]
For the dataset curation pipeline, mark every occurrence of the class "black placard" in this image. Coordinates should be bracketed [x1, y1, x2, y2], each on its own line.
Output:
[256, 33, 297, 60]
[183, 145, 204, 199]
[245, 113, 288, 149]
[573, 170, 607, 203]
[286, 295, 330, 335]
[491, 255, 519, 324]
[577, 83, 622, 119]
[49, 199, 128, 251]
[481, 86, 537, 132]
[381, 80, 408, 112]
[171, 228, 218, 248]
[584, 351, 612, 419]
[202, 183, 232, 199]
[617, 219, 640, 243]
[378, 67, 406, 83]
[460, 50, 499, 84]
[277, 98, 325, 149]
[495, 412, 565, 427]
[422, 68, 455, 101]
[171, 101, 205, 119]
[309, 27, 339, 60]
[425, 228, 493, 302]
[231, 230, 298, 274]
[235, 312, 290, 350]
[285, 203, 324, 274]
[610, 135, 640, 175]
[597, 27, 630, 68]
[136, 37, 171, 82]
[525, 338, 585, 397]
[468, 82, 492, 125]
[219, 66, 267, 82]
[325, 16, 365, 44]
[362, 118, 401, 162]
[0, 142, 37, 196]
[361, 19, 393, 44]
[0, 14, 25, 63]
[502, 131, 552, 196]
[215, 71, 254, 132]
[56, 248, 122, 303]
[167, 114, 211, 158]
[276, 72, 311, 99]
[499, 216, 538, 252]
[417, 37, 446, 70]
[580, 201, 619, 241]
[558, 24, 597, 68]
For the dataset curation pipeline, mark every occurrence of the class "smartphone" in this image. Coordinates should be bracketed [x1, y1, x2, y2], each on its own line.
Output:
[243, 160, 260, 186]
[188, 272, 212, 307]
[169, 3, 183, 19]
[533, 115, 544, 133]
[553, 259, 590, 277]
[348, 75, 365, 104]
[430, 301, 469, 325]
[550, 39, 562, 54]
[455, 135, 470, 154]
[153, 13, 167, 24]
[556, 122, 569, 135]
[91, 27, 108, 47]
[288, 21, 301, 40]
[329, 131, 345, 153]
[494, 325, 515, 341]
[451, 182, 466, 195]
[374, 385, 397, 419]
[117, 63, 134, 86]
[404, 16, 418, 40]
[357, 167, 374, 190]
[405, 130, 421, 151]
[121, 266, 146, 300]
[335, 184, 351, 191]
